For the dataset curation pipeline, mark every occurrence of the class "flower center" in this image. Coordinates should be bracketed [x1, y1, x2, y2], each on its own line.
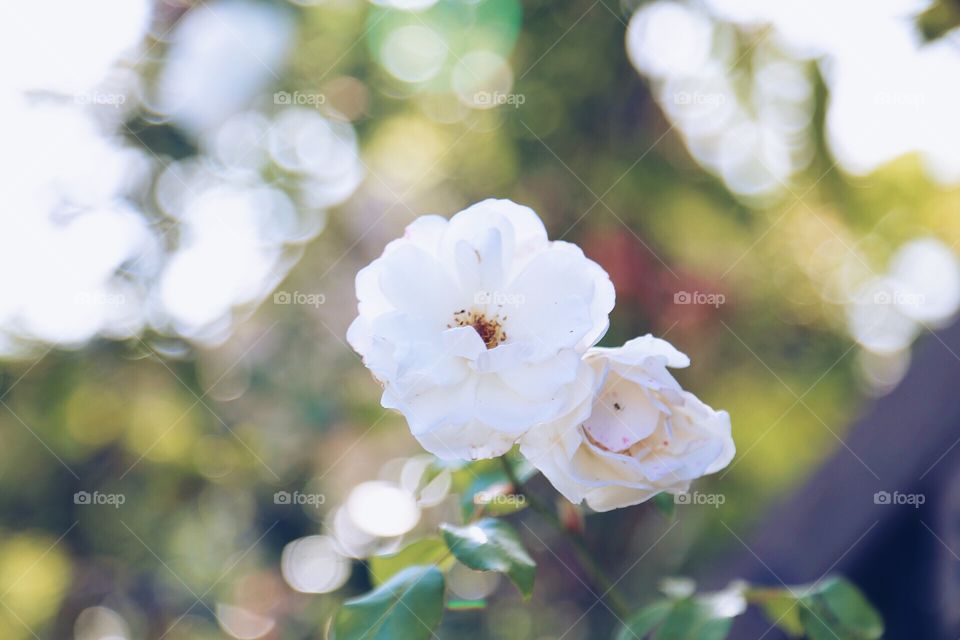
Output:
[451, 309, 507, 349]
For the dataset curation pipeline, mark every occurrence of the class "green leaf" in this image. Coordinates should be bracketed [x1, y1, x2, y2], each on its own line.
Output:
[368, 538, 452, 586]
[815, 578, 883, 639]
[615, 600, 674, 640]
[652, 493, 677, 519]
[440, 518, 536, 599]
[797, 604, 846, 640]
[755, 592, 804, 637]
[796, 577, 883, 640]
[333, 565, 444, 640]
[750, 578, 882, 640]
[453, 458, 535, 520]
[652, 598, 736, 640]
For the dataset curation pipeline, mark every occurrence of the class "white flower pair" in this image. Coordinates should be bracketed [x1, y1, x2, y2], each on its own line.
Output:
[347, 199, 734, 511]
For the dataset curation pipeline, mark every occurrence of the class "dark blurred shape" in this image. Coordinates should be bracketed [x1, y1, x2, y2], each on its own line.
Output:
[918, 0, 960, 41]
[705, 319, 960, 639]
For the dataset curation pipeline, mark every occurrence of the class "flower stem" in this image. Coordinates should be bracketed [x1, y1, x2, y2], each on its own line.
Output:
[500, 457, 632, 619]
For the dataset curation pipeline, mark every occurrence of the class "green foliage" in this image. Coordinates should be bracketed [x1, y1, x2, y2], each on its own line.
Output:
[617, 595, 741, 640]
[616, 577, 882, 640]
[756, 591, 804, 636]
[657, 599, 733, 639]
[449, 457, 535, 520]
[793, 578, 884, 640]
[440, 518, 536, 599]
[615, 600, 673, 640]
[652, 492, 677, 519]
[368, 538, 452, 586]
[333, 565, 445, 640]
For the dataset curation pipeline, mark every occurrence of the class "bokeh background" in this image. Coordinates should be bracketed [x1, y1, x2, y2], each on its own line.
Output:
[3, 0, 960, 638]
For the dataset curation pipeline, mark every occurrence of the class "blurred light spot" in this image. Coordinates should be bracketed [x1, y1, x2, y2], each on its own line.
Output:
[153, 1, 294, 136]
[331, 506, 378, 558]
[194, 436, 239, 479]
[888, 237, 960, 324]
[0, 534, 71, 631]
[322, 76, 371, 121]
[380, 25, 447, 83]
[447, 561, 500, 600]
[846, 277, 918, 354]
[459, 525, 489, 545]
[215, 604, 274, 640]
[204, 111, 270, 172]
[124, 393, 198, 462]
[281, 535, 350, 594]
[857, 348, 911, 395]
[452, 50, 513, 109]
[626, 2, 713, 78]
[652, 0, 960, 185]
[346, 481, 420, 537]
[157, 184, 296, 340]
[626, 2, 814, 199]
[367, 116, 451, 194]
[398, 455, 432, 491]
[0, 0, 151, 95]
[417, 470, 451, 507]
[268, 108, 363, 208]
[74, 606, 130, 640]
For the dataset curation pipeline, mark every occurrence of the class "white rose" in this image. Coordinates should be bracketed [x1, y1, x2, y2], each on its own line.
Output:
[520, 335, 734, 512]
[347, 199, 615, 460]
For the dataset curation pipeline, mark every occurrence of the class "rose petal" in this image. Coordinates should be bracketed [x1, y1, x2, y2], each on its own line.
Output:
[377, 244, 463, 322]
[582, 376, 663, 451]
[497, 349, 582, 401]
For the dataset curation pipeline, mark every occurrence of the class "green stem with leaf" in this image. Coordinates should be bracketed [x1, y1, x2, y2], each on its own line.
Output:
[500, 456, 633, 619]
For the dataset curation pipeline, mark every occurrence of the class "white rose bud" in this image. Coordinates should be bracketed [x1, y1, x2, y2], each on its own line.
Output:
[520, 335, 734, 511]
[347, 199, 615, 461]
